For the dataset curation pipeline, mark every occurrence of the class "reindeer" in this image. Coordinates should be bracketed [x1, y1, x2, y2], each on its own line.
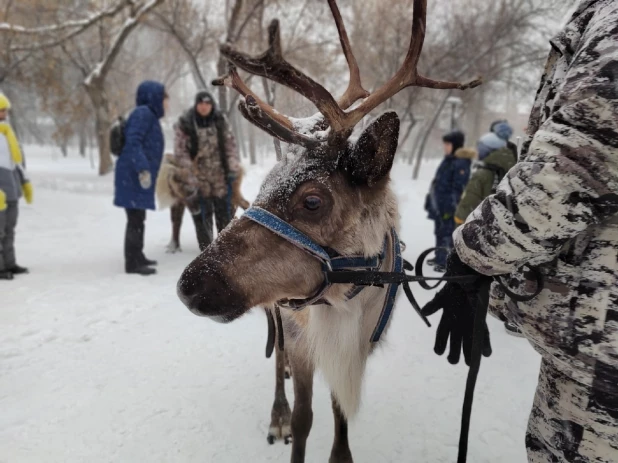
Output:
[177, 1, 480, 461]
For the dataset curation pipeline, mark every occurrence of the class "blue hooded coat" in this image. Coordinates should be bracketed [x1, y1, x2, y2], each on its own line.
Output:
[114, 80, 165, 210]
[425, 130, 471, 219]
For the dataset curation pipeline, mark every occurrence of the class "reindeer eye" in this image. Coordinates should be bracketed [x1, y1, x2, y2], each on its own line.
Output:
[304, 196, 322, 211]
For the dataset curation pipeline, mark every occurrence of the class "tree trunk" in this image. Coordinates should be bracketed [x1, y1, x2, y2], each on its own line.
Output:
[79, 121, 88, 158]
[231, 109, 248, 159]
[248, 121, 257, 165]
[471, 86, 486, 144]
[217, 56, 229, 115]
[412, 92, 452, 180]
[86, 81, 113, 175]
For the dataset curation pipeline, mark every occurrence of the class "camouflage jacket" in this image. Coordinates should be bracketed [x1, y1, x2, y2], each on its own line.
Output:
[454, 0, 618, 385]
[173, 110, 240, 200]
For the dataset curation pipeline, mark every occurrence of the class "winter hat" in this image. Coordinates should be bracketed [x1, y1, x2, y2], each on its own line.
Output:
[442, 130, 465, 153]
[477, 132, 506, 160]
[0, 94, 11, 110]
[492, 121, 513, 141]
[489, 119, 506, 132]
[195, 91, 215, 106]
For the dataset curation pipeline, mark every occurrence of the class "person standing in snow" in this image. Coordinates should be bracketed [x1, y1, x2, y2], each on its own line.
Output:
[0, 94, 32, 280]
[422, 1, 618, 461]
[171, 91, 240, 251]
[114, 80, 168, 276]
[425, 130, 473, 272]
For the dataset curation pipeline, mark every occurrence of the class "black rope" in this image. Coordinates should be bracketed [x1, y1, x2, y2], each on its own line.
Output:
[265, 308, 276, 359]
[458, 279, 491, 463]
[275, 305, 285, 351]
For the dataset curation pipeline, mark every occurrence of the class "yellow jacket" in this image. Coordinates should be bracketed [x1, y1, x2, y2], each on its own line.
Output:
[0, 120, 31, 210]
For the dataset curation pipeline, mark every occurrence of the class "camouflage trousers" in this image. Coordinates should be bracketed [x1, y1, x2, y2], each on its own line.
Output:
[527, 360, 618, 462]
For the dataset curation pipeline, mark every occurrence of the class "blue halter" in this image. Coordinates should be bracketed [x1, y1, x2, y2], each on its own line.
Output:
[244, 206, 402, 343]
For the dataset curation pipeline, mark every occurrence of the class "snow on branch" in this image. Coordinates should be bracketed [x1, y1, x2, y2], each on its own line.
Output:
[0, 0, 128, 35]
[84, 0, 164, 87]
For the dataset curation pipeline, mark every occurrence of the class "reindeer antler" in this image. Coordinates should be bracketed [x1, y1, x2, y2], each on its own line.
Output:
[214, 0, 481, 147]
[213, 66, 323, 148]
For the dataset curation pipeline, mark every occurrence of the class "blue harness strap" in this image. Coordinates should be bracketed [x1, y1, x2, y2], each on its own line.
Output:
[243, 206, 401, 343]
[244, 207, 332, 265]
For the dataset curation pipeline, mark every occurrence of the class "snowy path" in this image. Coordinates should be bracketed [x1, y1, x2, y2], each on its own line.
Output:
[1, 149, 541, 462]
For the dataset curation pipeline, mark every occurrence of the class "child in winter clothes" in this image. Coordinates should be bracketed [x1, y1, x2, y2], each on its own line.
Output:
[454, 132, 516, 226]
[0, 94, 33, 280]
[425, 130, 473, 272]
[490, 120, 517, 158]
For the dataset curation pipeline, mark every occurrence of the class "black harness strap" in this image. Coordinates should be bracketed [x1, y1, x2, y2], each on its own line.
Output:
[265, 305, 286, 359]
[265, 308, 276, 359]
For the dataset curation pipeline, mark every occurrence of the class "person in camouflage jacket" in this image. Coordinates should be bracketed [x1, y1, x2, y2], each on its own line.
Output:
[423, 1, 618, 461]
[173, 91, 240, 251]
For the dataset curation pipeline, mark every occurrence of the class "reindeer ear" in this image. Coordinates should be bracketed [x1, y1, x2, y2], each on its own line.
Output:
[341, 112, 400, 186]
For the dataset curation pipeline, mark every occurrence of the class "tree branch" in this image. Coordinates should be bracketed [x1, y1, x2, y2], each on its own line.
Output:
[85, 0, 163, 86]
[2, 0, 129, 37]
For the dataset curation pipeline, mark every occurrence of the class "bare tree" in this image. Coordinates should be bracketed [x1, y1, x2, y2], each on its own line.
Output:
[1, 0, 164, 174]
[149, 0, 221, 89]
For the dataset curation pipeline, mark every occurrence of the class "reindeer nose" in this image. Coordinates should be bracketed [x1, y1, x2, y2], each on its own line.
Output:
[177, 262, 247, 323]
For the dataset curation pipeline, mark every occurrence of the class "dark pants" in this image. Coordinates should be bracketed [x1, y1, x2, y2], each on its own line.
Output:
[434, 217, 455, 267]
[0, 201, 18, 271]
[124, 209, 147, 271]
[192, 197, 231, 251]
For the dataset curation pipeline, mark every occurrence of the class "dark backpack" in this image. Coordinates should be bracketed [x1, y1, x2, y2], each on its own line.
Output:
[110, 116, 127, 157]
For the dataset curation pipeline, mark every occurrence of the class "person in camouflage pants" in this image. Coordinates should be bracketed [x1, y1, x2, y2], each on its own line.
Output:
[422, 1, 618, 461]
[173, 91, 240, 251]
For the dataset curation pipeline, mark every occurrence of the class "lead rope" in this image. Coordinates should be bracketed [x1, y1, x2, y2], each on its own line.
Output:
[265, 305, 286, 359]
[458, 279, 491, 463]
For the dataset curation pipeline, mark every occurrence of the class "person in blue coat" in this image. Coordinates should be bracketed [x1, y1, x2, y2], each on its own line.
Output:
[114, 80, 168, 275]
[424, 130, 472, 272]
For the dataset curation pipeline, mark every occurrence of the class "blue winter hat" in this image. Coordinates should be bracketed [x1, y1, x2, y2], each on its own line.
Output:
[477, 132, 506, 160]
[492, 121, 513, 141]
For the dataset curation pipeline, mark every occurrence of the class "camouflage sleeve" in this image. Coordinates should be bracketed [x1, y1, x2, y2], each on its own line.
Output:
[454, 6, 618, 276]
[222, 117, 241, 178]
[173, 124, 191, 161]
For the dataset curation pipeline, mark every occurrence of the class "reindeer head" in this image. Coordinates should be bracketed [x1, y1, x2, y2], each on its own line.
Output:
[177, 0, 481, 322]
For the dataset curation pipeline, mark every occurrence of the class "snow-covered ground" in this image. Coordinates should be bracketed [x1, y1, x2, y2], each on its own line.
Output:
[1, 146, 541, 463]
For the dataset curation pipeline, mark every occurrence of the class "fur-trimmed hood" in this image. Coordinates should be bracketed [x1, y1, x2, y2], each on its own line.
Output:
[455, 147, 477, 160]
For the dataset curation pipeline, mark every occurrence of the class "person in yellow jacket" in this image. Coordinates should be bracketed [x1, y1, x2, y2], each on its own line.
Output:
[0, 94, 32, 280]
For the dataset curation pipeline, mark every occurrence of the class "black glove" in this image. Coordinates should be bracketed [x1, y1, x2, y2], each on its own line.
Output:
[421, 251, 493, 365]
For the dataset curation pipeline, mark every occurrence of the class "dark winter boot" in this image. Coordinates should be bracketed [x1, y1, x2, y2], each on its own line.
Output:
[504, 321, 524, 338]
[126, 266, 157, 276]
[0, 270, 14, 280]
[140, 257, 158, 267]
[9, 265, 29, 275]
[124, 209, 148, 273]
